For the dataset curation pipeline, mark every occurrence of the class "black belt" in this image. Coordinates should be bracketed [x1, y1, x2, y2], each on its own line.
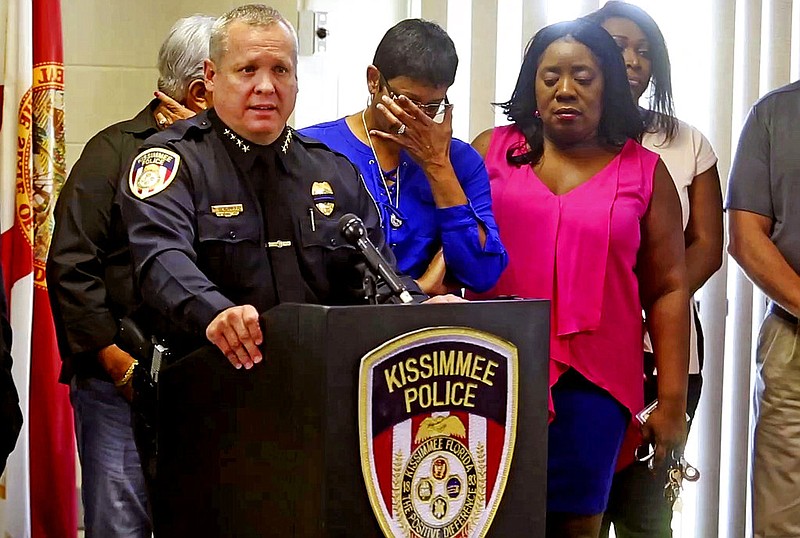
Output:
[769, 303, 798, 325]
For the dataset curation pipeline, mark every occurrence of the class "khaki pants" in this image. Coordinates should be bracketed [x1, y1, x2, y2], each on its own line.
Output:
[754, 313, 800, 538]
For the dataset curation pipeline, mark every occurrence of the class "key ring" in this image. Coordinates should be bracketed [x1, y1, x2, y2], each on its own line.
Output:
[634, 443, 656, 470]
[680, 457, 700, 482]
[670, 450, 701, 481]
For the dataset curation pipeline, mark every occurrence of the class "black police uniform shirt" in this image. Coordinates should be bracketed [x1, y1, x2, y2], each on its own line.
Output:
[47, 99, 161, 383]
[119, 109, 423, 347]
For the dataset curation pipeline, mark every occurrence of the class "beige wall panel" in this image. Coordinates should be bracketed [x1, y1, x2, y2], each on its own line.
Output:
[63, 0, 303, 157]
[65, 143, 85, 176]
[182, 0, 300, 26]
[65, 66, 157, 146]
[421, 0, 447, 27]
[63, 0, 185, 68]
[117, 68, 161, 119]
[469, 0, 497, 140]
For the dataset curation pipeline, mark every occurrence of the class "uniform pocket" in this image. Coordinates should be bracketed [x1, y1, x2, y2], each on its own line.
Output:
[197, 212, 260, 243]
[195, 213, 263, 289]
[298, 214, 350, 250]
[297, 214, 360, 302]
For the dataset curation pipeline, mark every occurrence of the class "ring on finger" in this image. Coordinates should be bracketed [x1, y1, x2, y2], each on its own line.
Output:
[396, 123, 406, 135]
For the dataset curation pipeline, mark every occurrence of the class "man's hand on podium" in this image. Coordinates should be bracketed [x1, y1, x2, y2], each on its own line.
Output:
[206, 305, 263, 370]
[422, 294, 467, 304]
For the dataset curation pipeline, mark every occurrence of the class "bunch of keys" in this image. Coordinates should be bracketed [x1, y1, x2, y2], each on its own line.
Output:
[665, 454, 700, 507]
[634, 399, 700, 507]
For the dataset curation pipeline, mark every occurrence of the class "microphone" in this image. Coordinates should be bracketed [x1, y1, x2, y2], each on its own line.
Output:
[339, 213, 413, 304]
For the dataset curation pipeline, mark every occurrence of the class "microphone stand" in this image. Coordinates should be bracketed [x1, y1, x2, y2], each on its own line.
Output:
[362, 267, 379, 305]
[339, 213, 413, 304]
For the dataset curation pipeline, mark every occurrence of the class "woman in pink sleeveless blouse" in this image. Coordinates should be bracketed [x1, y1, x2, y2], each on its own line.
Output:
[469, 20, 689, 538]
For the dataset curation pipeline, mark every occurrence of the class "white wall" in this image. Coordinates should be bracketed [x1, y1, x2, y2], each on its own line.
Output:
[294, 0, 409, 129]
[62, 0, 297, 171]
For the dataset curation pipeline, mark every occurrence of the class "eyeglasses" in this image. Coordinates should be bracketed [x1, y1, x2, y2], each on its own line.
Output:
[379, 73, 453, 122]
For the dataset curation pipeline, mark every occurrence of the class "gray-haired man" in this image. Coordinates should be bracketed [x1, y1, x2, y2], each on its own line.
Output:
[46, 15, 215, 537]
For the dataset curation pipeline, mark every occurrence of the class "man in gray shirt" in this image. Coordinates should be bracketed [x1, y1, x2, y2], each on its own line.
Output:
[727, 79, 800, 538]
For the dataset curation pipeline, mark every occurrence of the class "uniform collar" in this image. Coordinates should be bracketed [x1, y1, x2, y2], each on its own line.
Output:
[121, 98, 161, 136]
[208, 108, 292, 172]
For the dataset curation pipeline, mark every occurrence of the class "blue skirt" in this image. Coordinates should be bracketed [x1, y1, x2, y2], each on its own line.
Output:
[547, 369, 629, 515]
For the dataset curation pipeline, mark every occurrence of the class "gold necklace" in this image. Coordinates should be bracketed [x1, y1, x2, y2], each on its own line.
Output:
[361, 109, 403, 228]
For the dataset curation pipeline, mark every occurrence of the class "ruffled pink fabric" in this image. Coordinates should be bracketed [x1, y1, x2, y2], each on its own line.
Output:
[470, 125, 658, 467]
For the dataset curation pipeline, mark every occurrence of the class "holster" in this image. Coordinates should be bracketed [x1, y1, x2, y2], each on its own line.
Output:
[116, 316, 168, 487]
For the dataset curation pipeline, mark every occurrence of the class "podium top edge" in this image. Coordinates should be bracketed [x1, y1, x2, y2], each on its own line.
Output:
[265, 299, 549, 311]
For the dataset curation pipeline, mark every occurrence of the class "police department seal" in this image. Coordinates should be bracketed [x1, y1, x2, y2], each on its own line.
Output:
[399, 429, 479, 538]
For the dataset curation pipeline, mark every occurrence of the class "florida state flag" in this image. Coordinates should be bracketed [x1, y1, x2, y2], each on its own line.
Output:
[359, 328, 519, 538]
[0, 0, 76, 536]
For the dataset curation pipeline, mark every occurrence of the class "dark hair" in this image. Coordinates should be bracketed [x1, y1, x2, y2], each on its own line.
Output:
[584, 1, 677, 142]
[372, 19, 458, 87]
[498, 19, 643, 165]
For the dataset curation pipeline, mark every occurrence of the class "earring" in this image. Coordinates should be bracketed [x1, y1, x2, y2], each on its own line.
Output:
[534, 109, 541, 118]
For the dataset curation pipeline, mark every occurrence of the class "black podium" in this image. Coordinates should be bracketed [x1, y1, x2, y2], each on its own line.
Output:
[153, 300, 549, 537]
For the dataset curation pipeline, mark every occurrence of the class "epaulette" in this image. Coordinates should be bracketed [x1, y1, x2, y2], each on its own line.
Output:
[144, 112, 213, 146]
[292, 130, 359, 165]
[292, 129, 336, 150]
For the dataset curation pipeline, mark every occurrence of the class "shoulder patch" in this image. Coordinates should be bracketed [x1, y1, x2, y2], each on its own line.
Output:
[129, 148, 181, 199]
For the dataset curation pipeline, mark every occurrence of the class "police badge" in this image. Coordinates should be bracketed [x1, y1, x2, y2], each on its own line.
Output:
[311, 181, 335, 216]
[129, 148, 181, 200]
[359, 327, 518, 538]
